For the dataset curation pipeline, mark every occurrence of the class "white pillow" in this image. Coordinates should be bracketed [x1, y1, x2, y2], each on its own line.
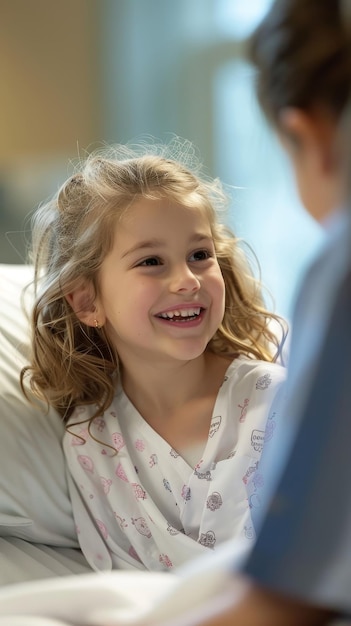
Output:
[0, 264, 79, 547]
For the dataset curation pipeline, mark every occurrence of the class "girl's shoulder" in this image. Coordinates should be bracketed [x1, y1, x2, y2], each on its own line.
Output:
[65, 398, 120, 431]
[223, 354, 286, 393]
[64, 397, 122, 452]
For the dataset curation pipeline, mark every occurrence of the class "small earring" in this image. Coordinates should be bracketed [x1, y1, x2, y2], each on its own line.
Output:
[94, 319, 101, 329]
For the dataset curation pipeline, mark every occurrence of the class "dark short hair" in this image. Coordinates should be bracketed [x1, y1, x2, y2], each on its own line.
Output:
[247, 0, 351, 125]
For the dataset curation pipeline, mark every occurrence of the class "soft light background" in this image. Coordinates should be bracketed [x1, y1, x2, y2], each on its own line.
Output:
[0, 0, 324, 319]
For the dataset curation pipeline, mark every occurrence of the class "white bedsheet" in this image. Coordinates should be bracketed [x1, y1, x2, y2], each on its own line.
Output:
[0, 539, 249, 625]
[0, 538, 91, 586]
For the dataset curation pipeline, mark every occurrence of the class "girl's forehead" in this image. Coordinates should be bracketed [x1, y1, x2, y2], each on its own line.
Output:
[112, 197, 214, 245]
[120, 195, 211, 221]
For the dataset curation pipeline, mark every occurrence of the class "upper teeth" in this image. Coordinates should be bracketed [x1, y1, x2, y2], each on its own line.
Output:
[160, 308, 201, 319]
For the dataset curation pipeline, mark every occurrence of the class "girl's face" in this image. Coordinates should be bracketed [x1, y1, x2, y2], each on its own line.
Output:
[95, 197, 225, 369]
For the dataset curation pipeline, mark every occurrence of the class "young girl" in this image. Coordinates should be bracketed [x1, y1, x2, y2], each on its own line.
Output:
[22, 139, 286, 572]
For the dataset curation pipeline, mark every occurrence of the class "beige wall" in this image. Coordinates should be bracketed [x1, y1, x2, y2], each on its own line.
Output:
[0, 0, 103, 262]
[0, 0, 102, 164]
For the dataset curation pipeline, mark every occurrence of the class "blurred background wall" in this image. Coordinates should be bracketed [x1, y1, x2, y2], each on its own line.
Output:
[0, 0, 324, 318]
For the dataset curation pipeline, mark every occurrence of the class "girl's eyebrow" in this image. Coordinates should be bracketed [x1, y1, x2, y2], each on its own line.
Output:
[121, 233, 213, 259]
[121, 239, 164, 259]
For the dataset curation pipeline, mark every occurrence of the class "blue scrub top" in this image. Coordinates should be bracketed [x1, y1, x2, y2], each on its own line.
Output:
[244, 211, 351, 614]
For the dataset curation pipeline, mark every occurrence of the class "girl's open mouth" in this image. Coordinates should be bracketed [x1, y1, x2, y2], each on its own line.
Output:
[155, 307, 205, 323]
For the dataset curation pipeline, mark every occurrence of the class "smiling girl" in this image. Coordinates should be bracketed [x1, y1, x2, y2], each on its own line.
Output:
[22, 139, 286, 572]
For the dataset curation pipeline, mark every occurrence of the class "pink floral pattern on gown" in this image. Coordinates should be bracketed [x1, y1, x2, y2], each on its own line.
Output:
[63, 356, 286, 571]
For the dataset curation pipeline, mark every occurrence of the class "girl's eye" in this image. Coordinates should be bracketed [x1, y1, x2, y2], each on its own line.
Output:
[189, 249, 212, 262]
[138, 256, 162, 266]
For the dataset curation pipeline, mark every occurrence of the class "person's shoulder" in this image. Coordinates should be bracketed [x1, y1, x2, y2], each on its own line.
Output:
[295, 209, 350, 310]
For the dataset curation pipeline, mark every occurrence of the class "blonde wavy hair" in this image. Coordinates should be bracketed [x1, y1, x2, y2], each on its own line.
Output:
[21, 138, 286, 424]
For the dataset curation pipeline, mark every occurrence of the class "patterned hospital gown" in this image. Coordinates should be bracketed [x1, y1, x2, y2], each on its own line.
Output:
[63, 355, 286, 572]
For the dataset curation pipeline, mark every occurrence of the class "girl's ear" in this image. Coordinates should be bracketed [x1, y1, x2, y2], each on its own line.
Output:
[65, 283, 104, 327]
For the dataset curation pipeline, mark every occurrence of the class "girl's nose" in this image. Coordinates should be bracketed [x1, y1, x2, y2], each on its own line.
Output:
[169, 264, 201, 293]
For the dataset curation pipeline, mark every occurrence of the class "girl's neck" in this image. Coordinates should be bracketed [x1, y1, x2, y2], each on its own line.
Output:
[120, 351, 233, 453]
[120, 351, 232, 423]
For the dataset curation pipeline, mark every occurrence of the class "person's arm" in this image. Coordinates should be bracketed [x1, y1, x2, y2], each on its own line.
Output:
[171, 581, 335, 626]
[206, 586, 333, 626]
